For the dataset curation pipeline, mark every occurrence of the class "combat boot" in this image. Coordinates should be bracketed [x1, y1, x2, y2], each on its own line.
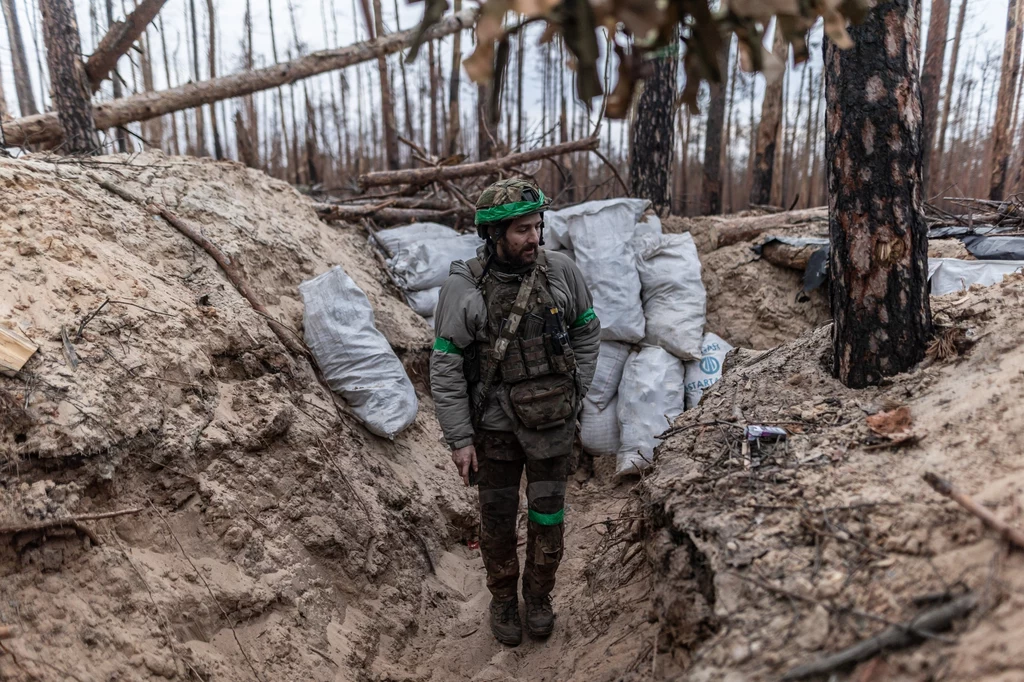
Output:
[524, 593, 554, 638]
[489, 598, 522, 646]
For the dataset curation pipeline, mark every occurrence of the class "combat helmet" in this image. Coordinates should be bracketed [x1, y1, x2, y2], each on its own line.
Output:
[474, 178, 550, 244]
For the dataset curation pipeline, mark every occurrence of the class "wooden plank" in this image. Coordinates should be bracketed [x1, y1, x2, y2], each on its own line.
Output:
[0, 326, 38, 371]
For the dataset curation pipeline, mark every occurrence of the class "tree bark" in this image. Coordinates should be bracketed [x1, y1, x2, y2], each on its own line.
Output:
[724, 47, 738, 212]
[206, 0, 223, 159]
[1, 0, 38, 116]
[369, 0, 400, 170]
[629, 41, 678, 212]
[103, 0, 128, 152]
[700, 45, 729, 215]
[358, 135, 599, 188]
[156, 12, 179, 155]
[824, 0, 932, 389]
[429, 40, 439, 156]
[188, 0, 206, 155]
[919, 0, 949, 195]
[135, 0, 161, 147]
[750, 27, 788, 206]
[85, 0, 166, 91]
[935, 0, 967, 181]
[39, 0, 99, 154]
[990, 0, 1023, 200]
[1, 9, 475, 149]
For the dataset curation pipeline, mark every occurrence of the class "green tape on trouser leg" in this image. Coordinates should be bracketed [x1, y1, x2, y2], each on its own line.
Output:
[528, 508, 564, 526]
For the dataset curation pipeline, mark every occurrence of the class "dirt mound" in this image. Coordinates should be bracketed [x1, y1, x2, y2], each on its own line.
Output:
[644, 273, 1024, 680]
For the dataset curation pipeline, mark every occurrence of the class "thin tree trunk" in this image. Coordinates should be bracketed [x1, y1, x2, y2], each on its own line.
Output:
[724, 45, 737, 212]
[825, 0, 932, 388]
[937, 0, 967, 189]
[188, 0, 206, 155]
[244, 0, 257, 164]
[920, 0, 949, 195]
[751, 25, 787, 206]
[157, 12, 179, 155]
[104, 0, 128, 152]
[801, 66, 815, 208]
[429, 40, 439, 156]
[0, 64, 8, 120]
[40, 0, 98, 154]
[268, 0, 291, 176]
[701, 44, 729, 215]
[28, 0, 51, 111]
[990, 0, 1023, 200]
[1, 0, 38, 115]
[516, 25, 524, 147]
[810, 71, 824, 205]
[369, 0, 400, 169]
[136, 0, 161, 147]
[392, 0, 414, 139]
[786, 62, 808, 206]
[205, 0, 222, 158]
[447, 0, 462, 156]
[85, 0, 167, 92]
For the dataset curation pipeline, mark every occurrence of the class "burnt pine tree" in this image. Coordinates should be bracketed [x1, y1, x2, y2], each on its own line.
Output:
[39, 0, 98, 154]
[824, 0, 932, 389]
[700, 42, 729, 215]
[919, 0, 949, 195]
[630, 40, 678, 213]
[749, 26, 787, 207]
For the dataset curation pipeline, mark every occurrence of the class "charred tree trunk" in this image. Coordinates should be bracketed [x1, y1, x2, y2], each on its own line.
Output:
[629, 40, 678, 212]
[920, 0, 949, 195]
[724, 48, 737, 212]
[429, 40, 439, 156]
[824, 0, 932, 389]
[2, 0, 38, 116]
[370, 0, 400, 169]
[447, 0, 463, 157]
[990, 0, 1023, 201]
[751, 27, 788, 206]
[700, 44, 729, 215]
[40, 0, 98, 154]
[188, 0, 206, 154]
[104, 0, 128, 152]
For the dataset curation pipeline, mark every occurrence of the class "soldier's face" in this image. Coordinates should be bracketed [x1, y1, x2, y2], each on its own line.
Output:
[498, 213, 543, 266]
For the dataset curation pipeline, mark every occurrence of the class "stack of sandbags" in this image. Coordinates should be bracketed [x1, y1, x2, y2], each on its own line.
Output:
[579, 341, 630, 456]
[371, 223, 484, 326]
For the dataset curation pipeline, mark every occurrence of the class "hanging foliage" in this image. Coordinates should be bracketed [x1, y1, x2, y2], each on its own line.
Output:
[407, 0, 874, 119]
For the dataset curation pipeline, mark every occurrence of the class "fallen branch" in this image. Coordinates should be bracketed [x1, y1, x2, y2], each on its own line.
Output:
[710, 207, 827, 249]
[781, 593, 977, 680]
[924, 472, 1024, 550]
[314, 203, 470, 226]
[357, 135, 600, 189]
[759, 240, 825, 272]
[2, 9, 476, 148]
[84, 0, 168, 91]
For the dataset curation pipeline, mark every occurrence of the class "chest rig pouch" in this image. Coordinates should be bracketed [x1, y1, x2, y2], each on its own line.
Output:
[467, 251, 579, 457]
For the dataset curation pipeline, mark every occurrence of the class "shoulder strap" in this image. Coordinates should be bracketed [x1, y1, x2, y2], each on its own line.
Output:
[467, 257, 485, 280]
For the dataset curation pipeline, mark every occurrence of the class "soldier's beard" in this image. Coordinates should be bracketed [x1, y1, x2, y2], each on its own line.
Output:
[497, 237, 539, 267]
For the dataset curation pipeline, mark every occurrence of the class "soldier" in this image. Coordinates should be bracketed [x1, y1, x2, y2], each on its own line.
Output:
[429, 179, 601, 646]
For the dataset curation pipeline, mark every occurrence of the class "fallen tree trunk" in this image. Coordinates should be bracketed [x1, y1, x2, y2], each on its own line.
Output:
[357, 135, 600, 189]
[314, 202, 472, 226]
[711, 207, 827, 249]
[1, 8, 476, 149]
[84, 0, 167, 92]
[760, 240, 825, 272]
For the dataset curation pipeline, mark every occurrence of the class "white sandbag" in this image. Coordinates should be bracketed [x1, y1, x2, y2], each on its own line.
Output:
[372, 222, 458, 256]
[300, 266, 418, 439]
[684, 333, 734, 410]
[928, 258, 1024, 295]
[389, 233, 484, 291]
[543, 211, 571, 250]
[616, 347, 686, 477]
[633, 232, 706, 360]
[545, 198, 649, 253]
[580, 395, 620, 457]
[405, 286, 440, 318]
[587, 341, 630, 410]
[633, 213, 662, 238]
[565, 199, 652, 343]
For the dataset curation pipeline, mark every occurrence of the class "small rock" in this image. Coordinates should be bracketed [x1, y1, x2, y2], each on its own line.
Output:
[144, 651, 177, 678]
[729, 643, 751, 664]
[795, 604, 831, 651]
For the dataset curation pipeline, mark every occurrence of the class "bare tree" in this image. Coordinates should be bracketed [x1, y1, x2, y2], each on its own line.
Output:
[990, 0, 1024, 200]
[40, 0, 98, 154]
[365, 0, 400, 169]
[447, 0, 462, 156]
[1, 0, 38, 115]
[188, 0, 206, 154]
[156, 12, 180, 155]
[825, 0, 931, 388]
[920, 0, 949, 194]
[750, 26, 788, 206]
[935, 0, 968, 182]
[206, 0, 223, 158]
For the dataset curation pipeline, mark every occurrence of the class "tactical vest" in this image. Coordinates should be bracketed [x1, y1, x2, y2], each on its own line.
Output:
[465, 250, 579, 453]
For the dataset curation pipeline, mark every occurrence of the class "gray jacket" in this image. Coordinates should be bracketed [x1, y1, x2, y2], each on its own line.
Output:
[430, 245, 601, 450]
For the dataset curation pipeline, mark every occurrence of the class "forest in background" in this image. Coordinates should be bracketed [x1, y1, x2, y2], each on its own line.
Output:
[1, 0, 1022, 215]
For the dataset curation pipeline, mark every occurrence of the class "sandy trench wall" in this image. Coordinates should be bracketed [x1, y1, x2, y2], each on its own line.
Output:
[0, 153, 472, 681]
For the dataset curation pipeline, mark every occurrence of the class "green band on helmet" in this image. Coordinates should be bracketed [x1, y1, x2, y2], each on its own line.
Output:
[474, 190, 546, 225]
[572, 308, 597, 328]
[528, 508, 564, 526]
[433, 337, 463, 355]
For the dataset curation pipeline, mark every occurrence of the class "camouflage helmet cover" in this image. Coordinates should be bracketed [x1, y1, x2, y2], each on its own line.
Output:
[474, 179, 550, 238]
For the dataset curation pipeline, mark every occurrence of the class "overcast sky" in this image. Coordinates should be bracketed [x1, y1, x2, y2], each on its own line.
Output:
[0, 0, 1014, 162]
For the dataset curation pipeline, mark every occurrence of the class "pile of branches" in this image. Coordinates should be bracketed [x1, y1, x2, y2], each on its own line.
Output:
[926, 196, 1024, 232]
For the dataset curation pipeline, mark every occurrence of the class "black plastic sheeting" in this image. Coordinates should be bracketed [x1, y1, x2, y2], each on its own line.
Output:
[962, 235, 1024, 260]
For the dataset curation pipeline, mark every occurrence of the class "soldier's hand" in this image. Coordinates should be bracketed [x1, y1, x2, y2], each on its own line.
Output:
[452, 445, 478, 486]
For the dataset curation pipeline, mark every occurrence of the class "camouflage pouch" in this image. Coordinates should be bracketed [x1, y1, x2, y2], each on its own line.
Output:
[499, 338, 529, 383]
[520, 336, 552, 377]
[508, 374, 576, 431]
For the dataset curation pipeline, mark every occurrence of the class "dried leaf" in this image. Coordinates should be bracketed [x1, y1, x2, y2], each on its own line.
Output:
[463, 40, 496, 83]
[866, 406, 912, 437]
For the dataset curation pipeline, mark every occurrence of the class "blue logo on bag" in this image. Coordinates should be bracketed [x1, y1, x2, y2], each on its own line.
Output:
[699, 356, 720, 375]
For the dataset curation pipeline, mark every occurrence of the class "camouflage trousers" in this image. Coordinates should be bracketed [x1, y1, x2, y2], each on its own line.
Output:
[474, 430, 569, 602]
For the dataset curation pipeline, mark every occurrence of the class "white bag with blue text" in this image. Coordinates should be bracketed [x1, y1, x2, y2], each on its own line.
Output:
[684, 333, 734, 410]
